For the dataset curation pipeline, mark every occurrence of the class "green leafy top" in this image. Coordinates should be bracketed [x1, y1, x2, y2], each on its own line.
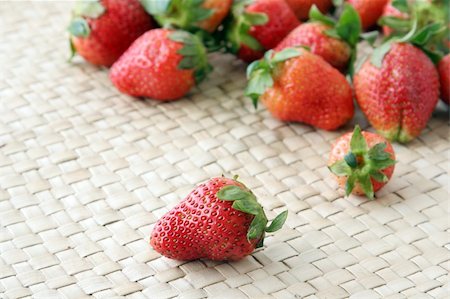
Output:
[68, 0, 106, 60]
[224, 0, 269, 54]
[141, 0, 213, 31]
[217, 182, 288, 247]
[328, 125, 396, 199]
[245, 48, 302, 108]
[309, 4, 369, 77]
[169, 30, 213, 84]
[376, 0, 448, 66]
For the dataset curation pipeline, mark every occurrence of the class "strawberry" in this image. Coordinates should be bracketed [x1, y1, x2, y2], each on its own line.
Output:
[68, 0, 155, 67]
[109, 29, 211, 101]
[150, 177, 288, 261]
[346, 0, 388, 30]
[284, 0, 333, 20]
[354, 43, 440, 143]
[275, 4, 362, 73]
[380, 0, 409, 36]
[328, 125, 396, 199]
[438, 54, 450, 104]
[141, 0, 232, 33]
[246, 48, 354, 130]
[225, 0, 300, 62]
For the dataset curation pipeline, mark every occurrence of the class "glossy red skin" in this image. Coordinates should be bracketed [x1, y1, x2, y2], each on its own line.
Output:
[110, 29, 195, 101]
[197, 0, 233, 32]
[438, 54, 450, 104]
[71, 0, 155, 67]
[262, 50, 354, 130]
[329, 131, 395, 195]
[347, 0, 388, 30]
[285, 0, 333, 20]
[381, 0, 408, 36]
[150, 177, 258, 261]
[238, 0, 300, 62]
[354, 43, 439, 143]
[275, 22, 351, 71]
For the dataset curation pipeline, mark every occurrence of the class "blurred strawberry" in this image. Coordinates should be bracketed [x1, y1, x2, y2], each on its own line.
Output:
[284, 0, 333, 20]
[68, 0, 155, 66]
[346, 0, 388, 30]
[225, 0, 300, 62]
[438, 54, 450, 104]
[141, 0, 232, 33]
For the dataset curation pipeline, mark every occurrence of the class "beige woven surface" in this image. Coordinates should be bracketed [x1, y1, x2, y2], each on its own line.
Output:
[1, 2, 449, 299]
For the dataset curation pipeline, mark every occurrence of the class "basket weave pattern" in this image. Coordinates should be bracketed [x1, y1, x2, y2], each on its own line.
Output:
[0, 2, 449, 299]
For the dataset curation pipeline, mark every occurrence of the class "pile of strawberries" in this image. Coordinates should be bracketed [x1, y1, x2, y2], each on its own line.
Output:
[68, 0, 448, 261]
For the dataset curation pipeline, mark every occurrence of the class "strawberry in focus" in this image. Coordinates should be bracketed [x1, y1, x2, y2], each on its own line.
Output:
[354, 42, 440, 143]
[284, 0, 332, 20]
[141, 0, 232, 33]
[275, 4, 361, 73]
[246, 48, 354, 130]
[225, 0, 300, 62]
[438, 54, 450, 104]
[109, 29, 211, 101]
[68, 0, 155, 67]
[150, 177, 288, 261]
[329, 125, 396, 199]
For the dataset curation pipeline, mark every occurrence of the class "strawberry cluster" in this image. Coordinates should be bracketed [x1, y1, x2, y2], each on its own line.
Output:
[67, 0, 448, 261]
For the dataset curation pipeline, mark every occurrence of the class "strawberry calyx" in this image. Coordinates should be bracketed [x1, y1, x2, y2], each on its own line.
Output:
[217, 181, 288, 248]
[169, 30, 213, 84]
[373, 0, 448, 67]
[67, 0, 106, 60]
[225, 0, 269, 54]
[329, 125, 396, 199]
[245, 47, 302, 108]
[141, 0, 213, 31]
[309, 4, 369, 77]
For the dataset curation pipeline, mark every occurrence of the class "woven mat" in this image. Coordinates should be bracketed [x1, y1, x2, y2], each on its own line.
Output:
[1, 2, 449, 299]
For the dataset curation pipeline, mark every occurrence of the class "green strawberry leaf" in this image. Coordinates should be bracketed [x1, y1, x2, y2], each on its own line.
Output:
[370, 170, 388, 183]
[68, 39, 76, 62]
[345, 173, 356, 196]
[332, 0, 344, 6]
[309, 4, 336, 26]
[265, 211, 288, 232]
[247, 213, 268, 240]
[344, 152, 357, 168]
[358, 173, 374, 199]
[329, 160, 352, 176]
[246, 69, 274, 108]
[371, 158, 396, 171]
[368, 143, 390, 160]
[371, 41, 393, 68]
[141, 0, 171, 15]
[347, 48, 357, 79]
[232, 199, 261, 215]
[243, 12, 269, 25]
[68, 17, 90, 37]
[392, 0, 409, 13]
[272, 47, 301, 63]
[350, 125, 367, 155]
[378, 16, 411, 32]
[240, 31, 264, 51]
[256, 234, 265, 248]
[73, 0, 105, 18]
[335, 4, 361, 47]
[361, 31, 379, 47]
[409, 22, 444, 46]
[217, 185, 251, 201]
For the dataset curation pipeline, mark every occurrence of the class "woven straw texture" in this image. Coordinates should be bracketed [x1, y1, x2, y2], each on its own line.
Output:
[1, 2, 449, 299]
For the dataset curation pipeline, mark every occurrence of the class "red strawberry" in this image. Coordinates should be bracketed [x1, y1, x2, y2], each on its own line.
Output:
[68, 0, 155, 67]
[141, 0, 232, 33]
[284, 0, 332, 20]
[347, 0, 388, 30]
[354, 42, 439, 143]
[275, 4, 361, 72]
[150, 177, 288, 261]
[226, 0, 300, 62]
[246, 48, 354, 130]
[328, 125, 396, 199]
[438, 54, 450, 104]
[110, 29, 211, 101]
